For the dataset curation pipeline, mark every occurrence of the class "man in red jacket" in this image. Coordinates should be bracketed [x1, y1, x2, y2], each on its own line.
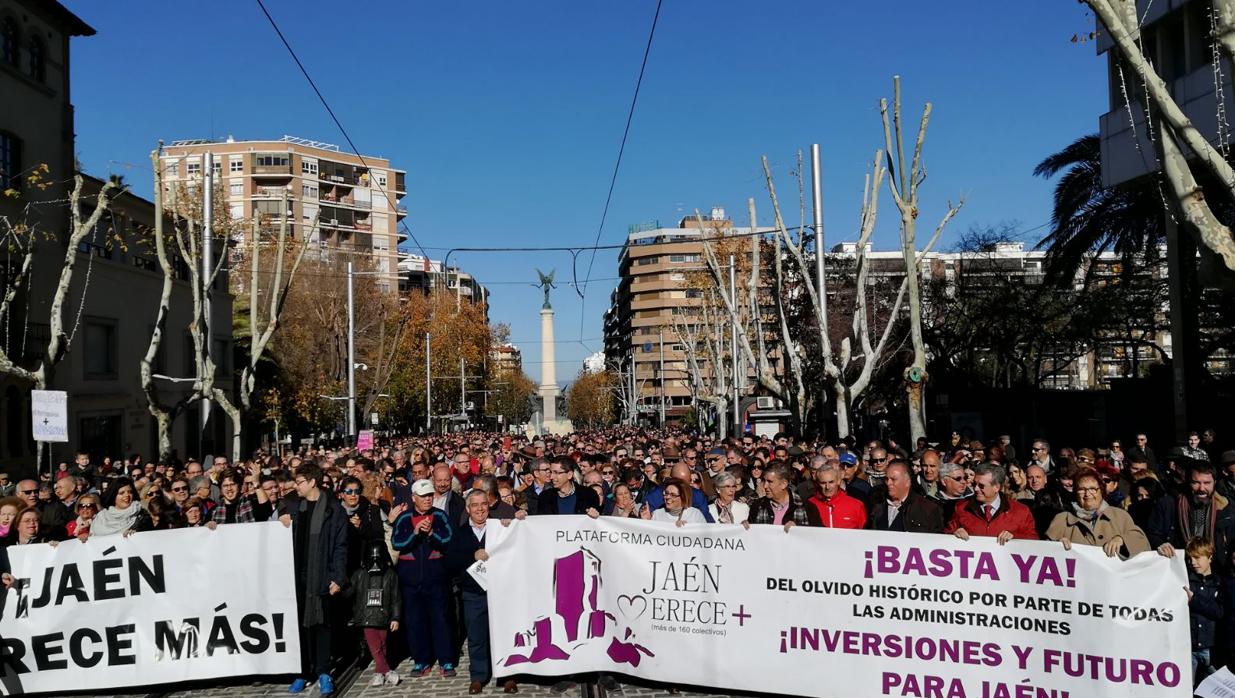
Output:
[804, 462, 867, 529]
[947, 463, 1037, 544]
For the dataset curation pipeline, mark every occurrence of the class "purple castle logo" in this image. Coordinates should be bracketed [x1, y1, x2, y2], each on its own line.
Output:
[502, 547, 654, 668]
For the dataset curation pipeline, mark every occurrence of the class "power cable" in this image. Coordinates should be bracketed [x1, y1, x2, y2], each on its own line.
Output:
[254, 0, 432, 263]
[577, 0, 665, 330]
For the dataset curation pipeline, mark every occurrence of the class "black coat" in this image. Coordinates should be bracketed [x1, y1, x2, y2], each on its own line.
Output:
[343, 497, 386, 574]
[287, 494, 350, 598]
[439, 491, 467, 530]
[535, 485, 601, 516]
[348, 566, 401, 628]
[446, 522, 490, 595]
[866, 492, 944, 534]
[1147, 495, 1235, 573]
[1189, 570, 1225, 650]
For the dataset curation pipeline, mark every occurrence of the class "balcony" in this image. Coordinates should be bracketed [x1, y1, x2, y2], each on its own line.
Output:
[396, 206, 407, 218]
[253, 185, 291, 199]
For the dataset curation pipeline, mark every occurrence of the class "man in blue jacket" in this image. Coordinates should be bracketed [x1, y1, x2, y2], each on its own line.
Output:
[642, 462, 715, 522]
[391, 478, 455, 677]
[283, 462, 349, 696]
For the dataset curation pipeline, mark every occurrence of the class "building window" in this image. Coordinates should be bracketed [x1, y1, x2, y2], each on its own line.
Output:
[1, 19, 18, 68]
[302, 183, 318, 198]
[166, 162, 179, 178]
[229, 183, 243, 197]
[211, 160, 221, 177]
[255, 154, 289, 167]
[84, 318, 118, 379]
[186, 161, 201, 176]
[301, 160, 318, 175]
[230, 158, 243, 173]
[79, 414, 122, 465]
[0, 132, 20, 191]
[26, 35, 43, 82]
[377, 173, 387, 187]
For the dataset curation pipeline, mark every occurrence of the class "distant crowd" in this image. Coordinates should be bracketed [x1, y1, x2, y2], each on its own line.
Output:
[3, 425, 1228, 694]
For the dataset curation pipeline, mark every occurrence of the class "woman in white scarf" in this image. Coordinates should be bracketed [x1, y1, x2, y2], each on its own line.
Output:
[91, 478, 147, 537]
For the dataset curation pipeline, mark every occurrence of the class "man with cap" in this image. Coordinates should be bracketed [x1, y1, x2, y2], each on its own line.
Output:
[390, 478, 456, 678]
[838, 452, 872, 510]
[703, 448, 728, 482]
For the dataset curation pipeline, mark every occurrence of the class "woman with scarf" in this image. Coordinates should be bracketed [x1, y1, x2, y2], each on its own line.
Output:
[1046, 468, 1150, 559]
[91, 478, 149, 537]
[708, 472, 750, 525]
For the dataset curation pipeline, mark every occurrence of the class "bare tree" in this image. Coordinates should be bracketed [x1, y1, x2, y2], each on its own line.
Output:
[880, 76, 964, 442]
[215, 195, 318, 462]
[1085, 0, 1235, 269]
[0, 172, 118, 389]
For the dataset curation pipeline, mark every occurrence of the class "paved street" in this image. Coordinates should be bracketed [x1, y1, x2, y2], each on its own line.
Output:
[60, 646, 748, 698]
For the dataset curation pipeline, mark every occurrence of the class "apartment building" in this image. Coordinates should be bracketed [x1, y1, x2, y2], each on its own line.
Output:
[491, 343, 523, 376]
[397, 253, 489, 309]
[604, 209, 774, 423]
[161, 136, 408, 292]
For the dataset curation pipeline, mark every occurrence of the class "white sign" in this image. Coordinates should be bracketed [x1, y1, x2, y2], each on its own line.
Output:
[485, 518, 1191, 698]
[30, 390, 68, 442]
[0, 522, 300, 695]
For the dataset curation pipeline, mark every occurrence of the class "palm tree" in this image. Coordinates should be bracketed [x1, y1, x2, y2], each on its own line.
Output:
[1032, 134, 1165, 284]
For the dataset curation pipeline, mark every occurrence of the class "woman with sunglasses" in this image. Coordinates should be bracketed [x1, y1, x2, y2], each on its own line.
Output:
[66, 494, 101, 539]
[339, 475, 385, 575]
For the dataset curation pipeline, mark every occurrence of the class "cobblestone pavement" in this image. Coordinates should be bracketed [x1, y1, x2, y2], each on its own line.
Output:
[66, 649, 751, 698]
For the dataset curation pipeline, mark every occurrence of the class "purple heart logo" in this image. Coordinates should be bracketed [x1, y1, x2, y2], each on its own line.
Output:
[616, 594, 647, 621]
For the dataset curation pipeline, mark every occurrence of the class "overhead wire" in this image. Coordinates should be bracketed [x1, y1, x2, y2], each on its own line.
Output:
[253, 0, 433, 263]
[576, 0, 665, 335]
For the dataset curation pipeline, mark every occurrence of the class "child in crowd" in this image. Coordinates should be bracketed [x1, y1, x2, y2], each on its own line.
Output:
[1186, 537, 1224, 686]
[349, 541, 402, 687]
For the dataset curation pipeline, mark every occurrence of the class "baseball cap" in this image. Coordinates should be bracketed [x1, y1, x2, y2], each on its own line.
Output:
[411, 479, 434, 496]
[706, 447, 726, 458]
[839, 452, 858, 466]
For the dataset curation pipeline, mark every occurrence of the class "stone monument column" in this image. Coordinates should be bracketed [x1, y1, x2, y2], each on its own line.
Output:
[539, 306, 559, 425]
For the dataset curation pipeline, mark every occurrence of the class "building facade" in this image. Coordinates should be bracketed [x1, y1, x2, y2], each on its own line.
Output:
[604, 209, 774, 423]
[161, 136, 408, 293]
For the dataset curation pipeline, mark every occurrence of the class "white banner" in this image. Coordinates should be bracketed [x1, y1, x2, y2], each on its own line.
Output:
[0, 522, 300, 695]
[485, 517, 1191, 698]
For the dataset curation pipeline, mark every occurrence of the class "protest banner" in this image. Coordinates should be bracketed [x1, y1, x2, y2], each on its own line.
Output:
[0, 522, 299, 695]
[484, 517, 1191, 698]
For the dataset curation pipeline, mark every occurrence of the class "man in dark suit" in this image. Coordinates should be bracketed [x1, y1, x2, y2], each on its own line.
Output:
[447, 490, 517, 695]
[534, 457, 601, 516]
[432, 465, 467, 529]
[867, 461, 945, 534]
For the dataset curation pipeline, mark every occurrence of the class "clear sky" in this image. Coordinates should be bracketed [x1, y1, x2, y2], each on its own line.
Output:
[67, 1, 1107, 380]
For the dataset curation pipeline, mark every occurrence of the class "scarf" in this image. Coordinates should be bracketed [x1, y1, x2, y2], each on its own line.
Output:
[91, 504, 142, 537]
[715, 501, 734, 524]
[301, 495, 329, 627]
[1177, 495, 1218, 546]
[1072, 501, 1104, 523]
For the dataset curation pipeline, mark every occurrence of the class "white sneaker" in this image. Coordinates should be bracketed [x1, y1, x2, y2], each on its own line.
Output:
[384, 671, 402, 686]
[368, 673, 385, 687]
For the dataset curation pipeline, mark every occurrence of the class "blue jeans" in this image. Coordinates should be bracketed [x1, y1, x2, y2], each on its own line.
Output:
[1193, 648, 1213, 686]
[463, 591, 491, 683]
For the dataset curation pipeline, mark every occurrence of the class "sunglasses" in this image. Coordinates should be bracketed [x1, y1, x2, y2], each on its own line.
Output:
[171, 486, 188, 492]
[19, 489, 37, 496]
[78, 503, 97, 510]
[342, 488, 362, 495]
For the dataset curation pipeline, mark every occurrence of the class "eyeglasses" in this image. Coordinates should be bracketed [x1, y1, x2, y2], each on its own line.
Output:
[342, 488, 362, 495]
[171, 486, 187, 493]
[1076, 486, 1102, 494]
[664, 491, 682, 499]
[294, 479, 308, 487]
[19, 489, 36, 496]
[550, 470, 568, 476]
[78, 503, 97, 510]
[946, 475, 967, 483]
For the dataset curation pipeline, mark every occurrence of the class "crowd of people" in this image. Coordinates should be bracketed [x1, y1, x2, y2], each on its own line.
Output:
[2, 425, 1229, 693]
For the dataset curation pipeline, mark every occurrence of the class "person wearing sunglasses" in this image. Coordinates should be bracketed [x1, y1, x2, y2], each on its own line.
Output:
[933, 461, 973, 523]
[339, 475, 385, 575]
[66, 494, 101, 539]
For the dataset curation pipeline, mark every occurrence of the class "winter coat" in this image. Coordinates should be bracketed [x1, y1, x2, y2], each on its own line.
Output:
[804, 490, 867, 529]
[342, 497, 386, 574]
[1189, 570, 1224, 650]
[348, 566, 401, 628]
[286, 494, 350, 598]
[535, 485, 602, 516]
[946, 497, 1038, 540]
[391, 507, 453, 586]
[867, 492, 944, 534]
[1146, 494, 1235, 572]
[1045, 504, 1151, 559]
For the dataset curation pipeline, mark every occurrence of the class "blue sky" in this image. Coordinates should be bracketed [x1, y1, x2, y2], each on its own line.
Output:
[68, 1, 1107, 380]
